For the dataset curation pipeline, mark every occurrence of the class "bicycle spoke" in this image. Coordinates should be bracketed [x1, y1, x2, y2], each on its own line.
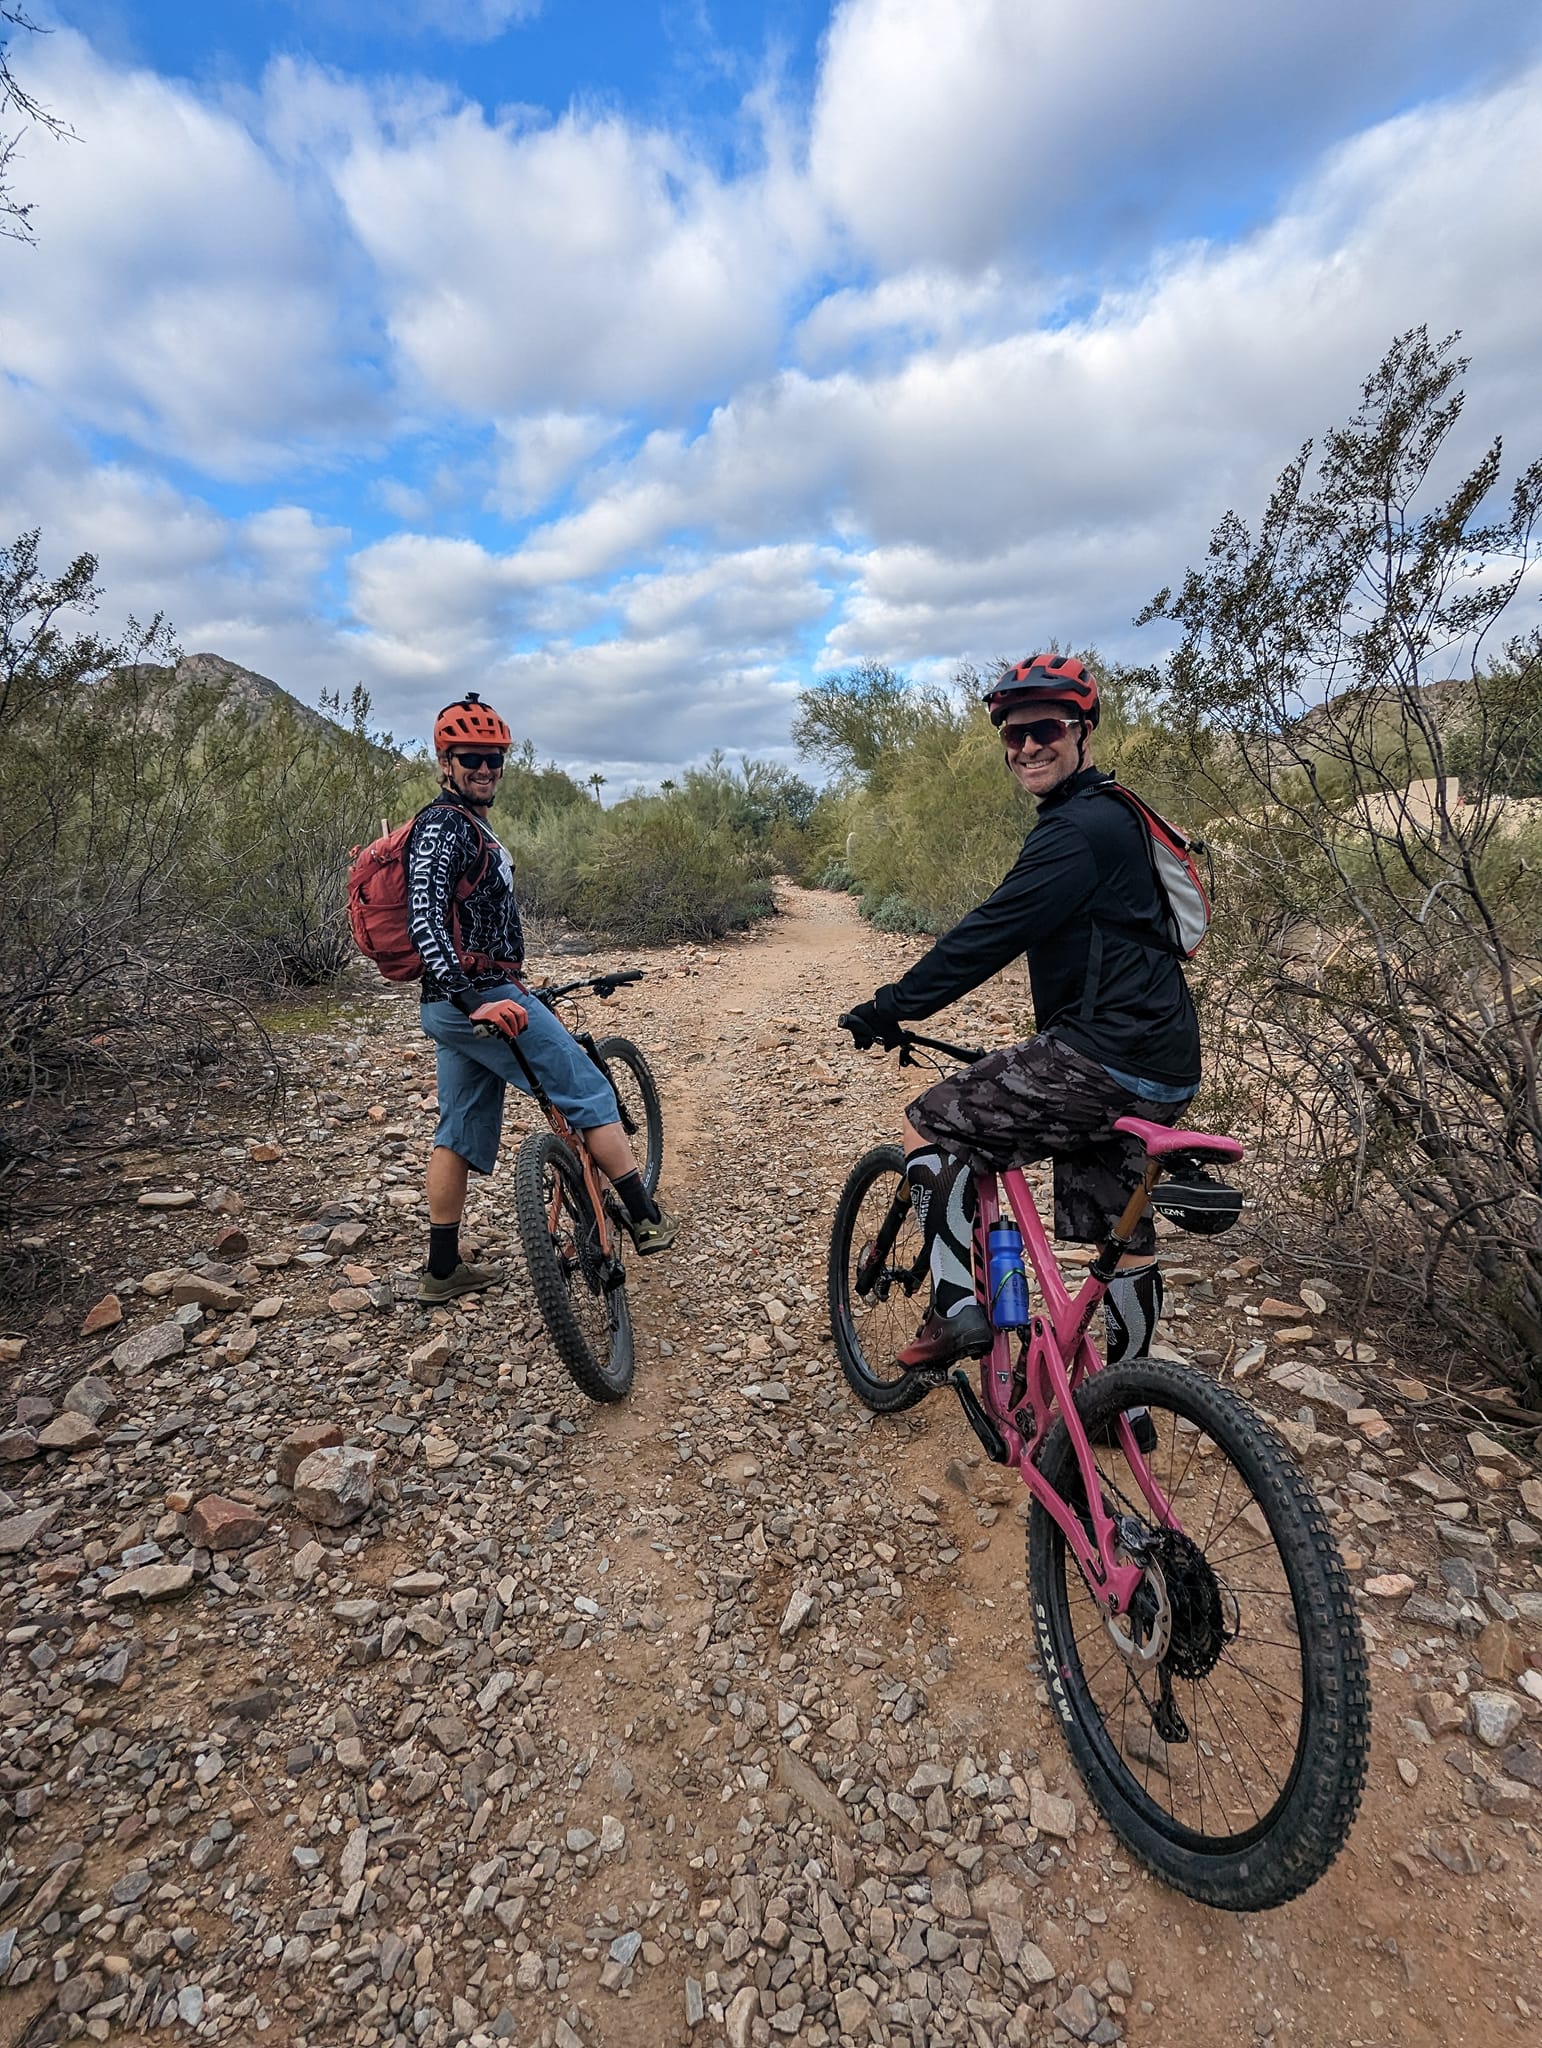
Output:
[1030, 1355, 1367, 1891]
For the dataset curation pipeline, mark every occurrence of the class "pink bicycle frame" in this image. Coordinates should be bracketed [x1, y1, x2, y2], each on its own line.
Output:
[970, 1165, 1178, 1616]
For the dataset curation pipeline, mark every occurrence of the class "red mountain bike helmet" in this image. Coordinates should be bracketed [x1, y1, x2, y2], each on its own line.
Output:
[434, 691, 512, 753]
[985, 653, 1100, 729]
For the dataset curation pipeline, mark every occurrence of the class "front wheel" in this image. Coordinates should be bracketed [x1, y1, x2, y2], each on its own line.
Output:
[592, 1035, 664, 1196]
[1029, 1359, 1369, 1909]
[828, 1144, 934, 1413]
[514, 1130, 634, 1403]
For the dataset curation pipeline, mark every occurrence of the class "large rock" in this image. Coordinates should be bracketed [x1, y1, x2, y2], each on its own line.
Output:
[103, 1561, 194, 1603]
[1030, 1786, 1077, 1839]
[63, 1374, 119, 1427]
[111, 1322, 186, 1374]
[171, 1274, 244, 1312]
[37, 1412, 101, 1453]
[409, 1336, 453, 1388]
[186, 1494, 268, 1551]
[775, 1749, 852, 1837]
[0, 1427, 38, 1463]
[1470, 1691, 1525, 1749]
[1266, 1361, 1363, 1416]
[0, 1502, 61, 1556]
[292, 1445, 377, 1527]
[79, 1294, 123, 1336]
[277, 1422, 344, 1488]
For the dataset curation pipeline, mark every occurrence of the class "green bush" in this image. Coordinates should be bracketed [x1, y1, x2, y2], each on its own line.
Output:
[209, 687, 404, 985]
[570, 802, 775, 944]
[860, 892, 933, 934]
[796, 655, 1160, 931]
[496, 804, 599, 924]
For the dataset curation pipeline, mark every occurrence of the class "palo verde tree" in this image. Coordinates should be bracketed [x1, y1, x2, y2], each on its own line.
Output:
[1140, 329, 1542, 1405]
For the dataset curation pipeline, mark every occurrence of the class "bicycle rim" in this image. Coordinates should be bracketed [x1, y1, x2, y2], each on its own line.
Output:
[593, 1035, 664, 1196]
[514, 1130, 634, 1403]
[828, 1144, 934, 1414]
[1029, 1359, 1369, 1909]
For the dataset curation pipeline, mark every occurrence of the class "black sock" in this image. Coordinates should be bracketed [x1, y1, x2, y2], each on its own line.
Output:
[428, 1222, 461, 1279]
[611, 1170, 659, 1226]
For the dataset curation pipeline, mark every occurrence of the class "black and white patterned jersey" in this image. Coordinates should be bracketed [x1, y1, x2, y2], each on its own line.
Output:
[405, 792, 525, 1010]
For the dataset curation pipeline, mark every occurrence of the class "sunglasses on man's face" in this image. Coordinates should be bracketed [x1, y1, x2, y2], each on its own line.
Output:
[453, 750, 506, 773]
[999, 715, 1082, 751]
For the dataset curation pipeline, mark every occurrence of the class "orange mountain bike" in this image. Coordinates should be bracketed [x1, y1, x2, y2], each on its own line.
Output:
[828, 1026, 1370, 1910]
[493, 970, 663, 1404]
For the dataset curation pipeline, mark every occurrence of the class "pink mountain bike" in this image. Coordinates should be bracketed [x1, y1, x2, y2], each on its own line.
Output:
[828, 1027, 1369, 1910]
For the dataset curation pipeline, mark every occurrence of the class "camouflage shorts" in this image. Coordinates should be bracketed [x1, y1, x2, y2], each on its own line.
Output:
[906, 1034, 1192, 1255]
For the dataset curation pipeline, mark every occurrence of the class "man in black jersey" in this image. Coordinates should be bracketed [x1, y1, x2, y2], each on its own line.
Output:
[842, 653, 1199, 1374]
[410, 693, 676, 1302]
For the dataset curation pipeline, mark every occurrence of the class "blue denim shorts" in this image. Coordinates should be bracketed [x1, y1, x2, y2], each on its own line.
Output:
[420, 984, 619, 1175]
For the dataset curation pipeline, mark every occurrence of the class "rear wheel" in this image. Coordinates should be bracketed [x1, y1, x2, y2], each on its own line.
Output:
[514, 1130, 634, 1403]
[1028, 1359, 1369, 1909]
[828, 1144, 934, 1413]
[592, 1035, 664, 1196]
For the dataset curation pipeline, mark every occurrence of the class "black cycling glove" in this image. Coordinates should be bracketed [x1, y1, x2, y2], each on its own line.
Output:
[840, 1000, 903, 1051]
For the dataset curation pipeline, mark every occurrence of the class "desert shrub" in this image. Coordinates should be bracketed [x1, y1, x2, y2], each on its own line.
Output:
[0, 533, 422, 1089]
[208, 687, 404, 985]
[797, 656, 1163, 931]
[569, 802, 775, 944]
[1141, 329, 1542, 1403]
[497, 803, 600, 924]
[860, 892, 934, 934]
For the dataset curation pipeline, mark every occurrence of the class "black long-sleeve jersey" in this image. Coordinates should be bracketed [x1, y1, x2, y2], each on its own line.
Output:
[873, 767, 1201, 1087]
[406, 792, 525, 1012]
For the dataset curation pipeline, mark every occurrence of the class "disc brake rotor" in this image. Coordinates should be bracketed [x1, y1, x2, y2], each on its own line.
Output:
[1105, 1557, 1171, 1667]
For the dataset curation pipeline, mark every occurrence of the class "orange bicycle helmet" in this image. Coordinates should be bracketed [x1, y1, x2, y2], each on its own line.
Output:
[985, 653, 1100, 728]
[434, 691, 512, 752]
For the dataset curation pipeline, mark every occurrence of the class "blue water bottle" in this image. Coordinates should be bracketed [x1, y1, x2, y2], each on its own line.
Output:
[987, 1222, 1030, 1328]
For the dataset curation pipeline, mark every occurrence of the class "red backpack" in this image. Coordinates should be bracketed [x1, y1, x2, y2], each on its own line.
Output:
[1094, 783, 1213, 958]
[347, 805, 493, 982]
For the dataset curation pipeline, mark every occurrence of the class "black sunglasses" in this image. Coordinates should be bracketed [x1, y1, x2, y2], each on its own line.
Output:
[1000, 715, 1081, 750]
[452, 750, 506, 773]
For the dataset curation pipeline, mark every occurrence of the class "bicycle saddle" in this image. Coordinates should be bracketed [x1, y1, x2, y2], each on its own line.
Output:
[1113, 1116, 1244, 1163]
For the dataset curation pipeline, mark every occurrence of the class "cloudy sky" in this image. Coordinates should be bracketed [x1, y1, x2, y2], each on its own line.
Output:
[3, 2, 1540, 787]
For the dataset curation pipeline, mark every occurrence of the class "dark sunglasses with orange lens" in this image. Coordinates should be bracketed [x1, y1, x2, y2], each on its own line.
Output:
[999, 715, 1082, 750]
[452, 750, 506, 772]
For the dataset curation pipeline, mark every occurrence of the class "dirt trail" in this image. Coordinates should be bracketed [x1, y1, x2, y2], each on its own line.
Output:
[1, 884, 1538, 2048]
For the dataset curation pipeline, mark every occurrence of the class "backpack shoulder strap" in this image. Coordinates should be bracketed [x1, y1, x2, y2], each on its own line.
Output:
[411, 795, 493, 887]
[1076, 779, 1187, 956]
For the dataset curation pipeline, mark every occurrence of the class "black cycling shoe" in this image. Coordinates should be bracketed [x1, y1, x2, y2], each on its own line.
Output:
[897, 1302, 993, 1371]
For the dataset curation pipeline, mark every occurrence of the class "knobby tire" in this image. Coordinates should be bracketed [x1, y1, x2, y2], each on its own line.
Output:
[828, 1143, 935, 1414]
[1028, 1358, 1370, 1909]
[514, 1129, 634, 1403]
[592, 1035, 664, 1196]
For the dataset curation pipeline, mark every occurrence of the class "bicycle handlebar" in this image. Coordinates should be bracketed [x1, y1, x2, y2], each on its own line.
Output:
[895, 1027, 987, 1067]
[837, 1013, 985, 1067]
[529, 967, 645, 1004]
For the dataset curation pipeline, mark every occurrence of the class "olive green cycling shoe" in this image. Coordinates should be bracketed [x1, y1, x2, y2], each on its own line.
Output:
[623, 1206, 679, 1255]
[417, 1259, 507, 1303]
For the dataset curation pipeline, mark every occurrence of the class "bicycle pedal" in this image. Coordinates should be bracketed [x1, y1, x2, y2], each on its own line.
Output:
[906, 1361, 952, 1390]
